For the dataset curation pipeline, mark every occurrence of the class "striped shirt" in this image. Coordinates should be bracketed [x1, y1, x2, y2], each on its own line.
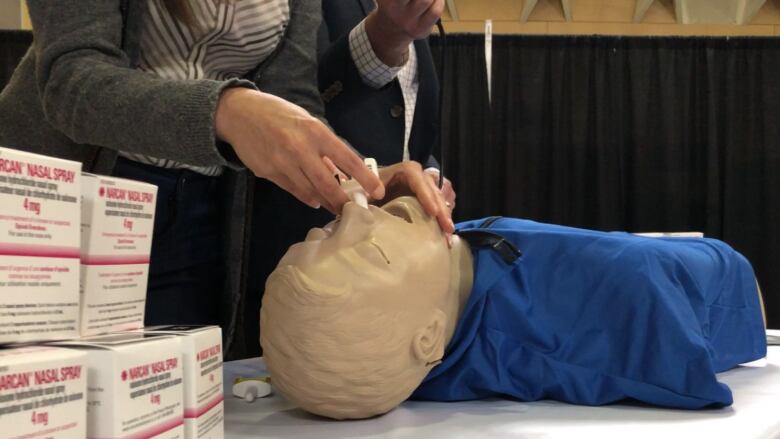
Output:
[121, 0, 290, 176]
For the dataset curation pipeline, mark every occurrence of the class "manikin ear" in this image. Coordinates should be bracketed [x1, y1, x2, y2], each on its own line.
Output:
[412, 309, 447, 365]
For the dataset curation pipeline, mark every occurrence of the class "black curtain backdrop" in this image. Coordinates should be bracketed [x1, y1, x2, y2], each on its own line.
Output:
[431, 34, 780, 329]
[430, 34, 494, 221]
[0, 30, 31, 89]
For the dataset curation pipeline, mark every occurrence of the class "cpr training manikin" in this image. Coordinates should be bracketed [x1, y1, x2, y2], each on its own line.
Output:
[260, 196, 767, 420]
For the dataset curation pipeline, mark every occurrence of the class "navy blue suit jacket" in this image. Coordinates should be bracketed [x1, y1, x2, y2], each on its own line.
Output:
[319, 0, 440, 168]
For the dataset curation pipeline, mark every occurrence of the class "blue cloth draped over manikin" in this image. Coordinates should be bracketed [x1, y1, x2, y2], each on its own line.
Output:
[412, 218, 767, 409]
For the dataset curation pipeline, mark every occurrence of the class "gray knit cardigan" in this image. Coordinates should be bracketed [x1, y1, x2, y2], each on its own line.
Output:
[0, 0, 326, 359]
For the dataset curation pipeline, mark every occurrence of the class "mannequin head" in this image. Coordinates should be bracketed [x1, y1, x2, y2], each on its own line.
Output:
[260, 196, 466, 419]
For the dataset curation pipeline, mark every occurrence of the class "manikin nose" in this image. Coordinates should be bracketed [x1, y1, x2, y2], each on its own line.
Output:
[305, 228, 328, 242]
[332, 202, 375, 243]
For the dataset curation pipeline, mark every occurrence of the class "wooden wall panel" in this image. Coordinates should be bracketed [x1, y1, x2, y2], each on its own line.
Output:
[573, 0, 634, 23]
[0, 0, 21, 29]
[750, 0, 780, 23]
[12, 0, 780, 36]
[455, 0, 523, 21]
[641, 0, 677, 23]
[527, 0, 567, 22]
[21, 0, 30, 29]
[442, 0, 780, 35]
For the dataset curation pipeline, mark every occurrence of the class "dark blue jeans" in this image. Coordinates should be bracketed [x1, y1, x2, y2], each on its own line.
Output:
[112, 157, 224, 325]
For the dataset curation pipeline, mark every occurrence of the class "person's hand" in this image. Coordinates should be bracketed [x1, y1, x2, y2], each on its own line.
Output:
[375, 0, 445, 40]
[365, 0, 445, 66]
[375, 161, 455, 236]
[424, 168, 456, 212]
[215, 88, 384, 214]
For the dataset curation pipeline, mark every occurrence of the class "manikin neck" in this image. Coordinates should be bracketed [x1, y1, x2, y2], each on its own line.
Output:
[443, 235, 474, 346]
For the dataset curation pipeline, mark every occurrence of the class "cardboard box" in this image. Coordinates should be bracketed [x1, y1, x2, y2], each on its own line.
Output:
[0, 346, 87, 439]
[0, 146, 81, 344]
[80, 173, 157, 336]
[142, 326, 224, 439]
[56, 332, 184, 439]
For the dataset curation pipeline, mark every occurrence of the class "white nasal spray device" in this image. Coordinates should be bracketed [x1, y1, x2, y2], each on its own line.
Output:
[342, 158, 379, 208]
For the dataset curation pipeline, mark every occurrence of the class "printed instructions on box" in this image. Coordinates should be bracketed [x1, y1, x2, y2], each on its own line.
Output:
[0, 148, 81, 342]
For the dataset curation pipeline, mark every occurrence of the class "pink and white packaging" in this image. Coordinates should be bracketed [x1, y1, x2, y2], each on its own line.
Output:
[0, 346, 87, 439]
[0, 146, 81, 344]
[140, 326, 224, 439]
[80, 173, 157, 336]
[55, 332, 184, 439]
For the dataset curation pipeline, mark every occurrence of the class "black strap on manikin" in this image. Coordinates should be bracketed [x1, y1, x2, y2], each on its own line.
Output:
[455, 217, 522, 265]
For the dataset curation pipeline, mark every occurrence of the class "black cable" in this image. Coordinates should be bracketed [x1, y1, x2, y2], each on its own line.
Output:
[435, 19, 446, 190]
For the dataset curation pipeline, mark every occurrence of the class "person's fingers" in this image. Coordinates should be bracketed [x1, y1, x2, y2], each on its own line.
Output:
[442, 179, 456, 207]
[322, 156, 348, 184]
[299, 167, 340, 213]
[431, 186, 455, 234]
[445, 197, 455, 210]
[437, 206, 454, 234]
[439, 187, 455, 211]
[299, 152, 350, 213]
[408, 0, 435, 18]
[421, 0, 445, 23]
[425, 172, 456, 209]
[274, 171, 322, 210]
[400, 163, 453, 234]
[410, 172, 440, 216]
[429, 175, 455, 233]
[320, 132, 384, 200]
[424, 171, 454, 207]
[378, 0, 411, 7]
[425, 171, 439, 188]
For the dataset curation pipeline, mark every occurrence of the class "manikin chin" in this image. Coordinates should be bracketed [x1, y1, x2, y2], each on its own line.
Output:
[260, 196, 473, 420]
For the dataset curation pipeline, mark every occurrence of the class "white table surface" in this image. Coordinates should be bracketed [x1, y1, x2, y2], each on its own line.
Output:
[223, 330, 780, 439]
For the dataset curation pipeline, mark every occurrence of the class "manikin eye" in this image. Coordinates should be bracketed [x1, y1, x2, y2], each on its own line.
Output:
[370, 240, 391, 265]
[385, 205, 414, 224]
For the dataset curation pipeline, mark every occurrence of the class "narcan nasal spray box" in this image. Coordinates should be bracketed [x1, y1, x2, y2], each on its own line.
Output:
[0, 346, 87, 439]
[80, 173, 157, 336]
[142, 326, 224, 439]
[0, 146, 81, 344]
[56, 332, 184, 439]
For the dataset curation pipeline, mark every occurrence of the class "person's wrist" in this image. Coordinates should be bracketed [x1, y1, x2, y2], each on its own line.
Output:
[364, 11, 412, 67]
[215, 87, 256, 144]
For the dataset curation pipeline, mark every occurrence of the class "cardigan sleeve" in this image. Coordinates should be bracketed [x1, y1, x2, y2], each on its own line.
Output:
[27, 0, 257, 168]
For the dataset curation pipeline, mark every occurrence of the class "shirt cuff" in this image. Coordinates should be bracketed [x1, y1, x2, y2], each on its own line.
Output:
[348, 18, 407, 89]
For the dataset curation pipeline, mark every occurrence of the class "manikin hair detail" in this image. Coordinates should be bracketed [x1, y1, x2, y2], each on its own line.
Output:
[260, 266, 430, 419]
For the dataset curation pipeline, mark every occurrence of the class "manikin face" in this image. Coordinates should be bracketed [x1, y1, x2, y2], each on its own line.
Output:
[276, 196, 451, 309]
